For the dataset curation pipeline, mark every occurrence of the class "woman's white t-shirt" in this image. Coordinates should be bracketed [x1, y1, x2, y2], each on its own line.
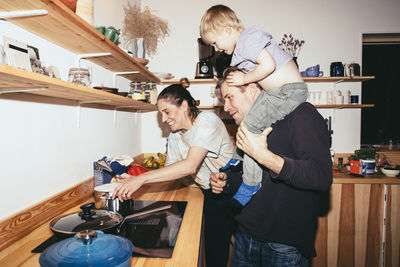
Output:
[165, 112, 235, 189]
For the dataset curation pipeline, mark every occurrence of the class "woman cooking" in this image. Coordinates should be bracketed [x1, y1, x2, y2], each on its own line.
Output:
[112, 78, 237, 267]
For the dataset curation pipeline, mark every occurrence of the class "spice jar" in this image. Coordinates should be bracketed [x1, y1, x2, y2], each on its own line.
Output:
[130, 82, 146, 102]
[68, 68, 91, 87]
[149, 83, 158, 104]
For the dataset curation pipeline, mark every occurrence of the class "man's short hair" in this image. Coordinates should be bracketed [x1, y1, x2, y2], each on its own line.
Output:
[215, 66, 261, 103]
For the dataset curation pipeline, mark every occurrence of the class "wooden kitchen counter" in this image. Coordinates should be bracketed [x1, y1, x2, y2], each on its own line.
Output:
[333, 172, 400, 184]
[0, 178, 204, 267]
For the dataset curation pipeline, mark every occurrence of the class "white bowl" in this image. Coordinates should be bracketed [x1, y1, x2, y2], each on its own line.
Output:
[381, 168, 400, 177]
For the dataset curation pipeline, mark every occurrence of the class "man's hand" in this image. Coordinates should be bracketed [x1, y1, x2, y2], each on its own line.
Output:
[236, 122, 272, 161]
[227, 71, 246, 86]
[210, 172, 227, 194]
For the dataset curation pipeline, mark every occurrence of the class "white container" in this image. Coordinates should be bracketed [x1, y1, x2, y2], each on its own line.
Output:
[343, 90, 351, 104]
[361, 159, 376, 175]
[335, 95, 344, 104]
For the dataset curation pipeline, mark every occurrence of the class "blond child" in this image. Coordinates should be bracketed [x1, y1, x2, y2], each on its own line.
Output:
[200, 5, 308, 207]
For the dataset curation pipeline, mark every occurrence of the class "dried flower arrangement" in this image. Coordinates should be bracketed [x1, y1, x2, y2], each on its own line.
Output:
[122, 0, 170, 57]
[278, 34, 305, 58]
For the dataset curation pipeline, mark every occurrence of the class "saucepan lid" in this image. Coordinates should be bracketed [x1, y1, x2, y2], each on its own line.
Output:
[49, 202, 122, 235]
[39, 230, 133, 267]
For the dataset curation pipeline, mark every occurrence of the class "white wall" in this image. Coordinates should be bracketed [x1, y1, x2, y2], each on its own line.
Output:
[0, 20, 142, 220]
[0, 0, 399, 220]
[131, 0, 400, 154]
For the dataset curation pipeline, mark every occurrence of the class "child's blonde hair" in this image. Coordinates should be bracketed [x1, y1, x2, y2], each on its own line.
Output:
[200, 5, 244, 38]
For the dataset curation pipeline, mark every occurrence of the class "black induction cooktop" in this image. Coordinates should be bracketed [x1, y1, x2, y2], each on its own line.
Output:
[32, 200, 187, 258]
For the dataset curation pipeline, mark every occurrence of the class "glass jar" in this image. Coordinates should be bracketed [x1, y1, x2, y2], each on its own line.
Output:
[149, 83, 158, 104]
[68, 68, 91, 87]
[130, 82, 146, 102]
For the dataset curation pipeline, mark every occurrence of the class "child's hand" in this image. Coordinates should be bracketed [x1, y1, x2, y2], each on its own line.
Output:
[210, 172, 227, 194]
[227, 72, 245, 86]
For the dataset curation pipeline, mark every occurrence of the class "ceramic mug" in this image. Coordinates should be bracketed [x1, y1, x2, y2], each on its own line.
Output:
[306, 65, 324, 77]
[351, 95, 359, 104]
[104, 26, 120, 44]
[95, 26, 105, 34]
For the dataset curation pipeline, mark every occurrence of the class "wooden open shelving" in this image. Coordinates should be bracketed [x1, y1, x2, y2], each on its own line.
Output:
[198, 104, 374, 110]
[0, 64, 157, 111]
[170, 76, 376, 110]
[161, 76, 375, 85]
[0, 0, 160, 83]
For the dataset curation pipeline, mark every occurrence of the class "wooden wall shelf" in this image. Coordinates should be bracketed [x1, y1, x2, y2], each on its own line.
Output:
[198, 104, 374, 110]
[315, 104, 374, 108]
[0, 64, 157, 111]
[0, 0, 160, 83]
[303, 76, 375, 83]
[161, 76, 375, 85]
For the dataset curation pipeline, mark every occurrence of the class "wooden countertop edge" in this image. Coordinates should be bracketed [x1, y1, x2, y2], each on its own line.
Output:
[333, 173, 400, 184]
[333, 178, 400, 184]
[0, 177, 94, 262]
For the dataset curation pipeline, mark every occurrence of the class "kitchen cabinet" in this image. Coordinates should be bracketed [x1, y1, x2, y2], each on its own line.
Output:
[162, 76, 376, 109]
[312, 177, 400, 267]
[0, 0, 160, 112]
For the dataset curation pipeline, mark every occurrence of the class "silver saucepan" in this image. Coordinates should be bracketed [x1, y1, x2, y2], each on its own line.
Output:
[94, 183, 133, 214]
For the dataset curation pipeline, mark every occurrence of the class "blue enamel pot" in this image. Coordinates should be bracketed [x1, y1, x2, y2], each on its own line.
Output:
[39, 230, 133, 267]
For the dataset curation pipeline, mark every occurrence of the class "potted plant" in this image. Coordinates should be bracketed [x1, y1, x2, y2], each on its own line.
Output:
[278, 34, 305, 67]
[122, 0, 170, 58]
[348, 146, 377, 175]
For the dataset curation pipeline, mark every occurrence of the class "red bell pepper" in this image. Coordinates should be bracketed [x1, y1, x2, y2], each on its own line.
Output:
[126, 163, 149, 176]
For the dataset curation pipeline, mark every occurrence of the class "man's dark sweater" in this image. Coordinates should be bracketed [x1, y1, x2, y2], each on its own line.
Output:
[226, 102, 333, 258]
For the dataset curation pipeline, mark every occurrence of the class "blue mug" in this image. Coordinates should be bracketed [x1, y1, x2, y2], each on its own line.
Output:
[306, 64, 324, 77]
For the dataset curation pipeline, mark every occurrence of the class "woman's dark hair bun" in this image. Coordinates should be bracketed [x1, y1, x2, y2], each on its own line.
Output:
[179, 77, 190, 89]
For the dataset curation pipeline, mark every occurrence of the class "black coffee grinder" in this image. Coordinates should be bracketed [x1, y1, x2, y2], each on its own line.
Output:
[195, 38, 215, 79]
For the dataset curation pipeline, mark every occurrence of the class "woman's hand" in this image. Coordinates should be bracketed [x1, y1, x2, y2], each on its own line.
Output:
[227, 71, 245, 86]
[236, 122, 273, 161]
[210, 172, 227, 194]
[112, 173, 145, 201]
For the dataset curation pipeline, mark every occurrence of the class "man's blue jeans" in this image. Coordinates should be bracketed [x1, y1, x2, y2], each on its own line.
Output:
[231, 230, 310, 267]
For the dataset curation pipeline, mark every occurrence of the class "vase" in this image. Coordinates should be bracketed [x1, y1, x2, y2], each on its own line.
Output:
[293, 57, 298, 68]
[76, 0, 93, 25]
[127, 38, 146, 59]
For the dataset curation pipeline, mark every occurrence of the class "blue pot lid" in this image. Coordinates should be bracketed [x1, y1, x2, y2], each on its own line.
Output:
[39, 230, 133, 267]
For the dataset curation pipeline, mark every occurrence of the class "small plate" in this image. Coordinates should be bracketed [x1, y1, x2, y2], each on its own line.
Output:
[94, 183, 120, 193]
[153, 72, 175, 80]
